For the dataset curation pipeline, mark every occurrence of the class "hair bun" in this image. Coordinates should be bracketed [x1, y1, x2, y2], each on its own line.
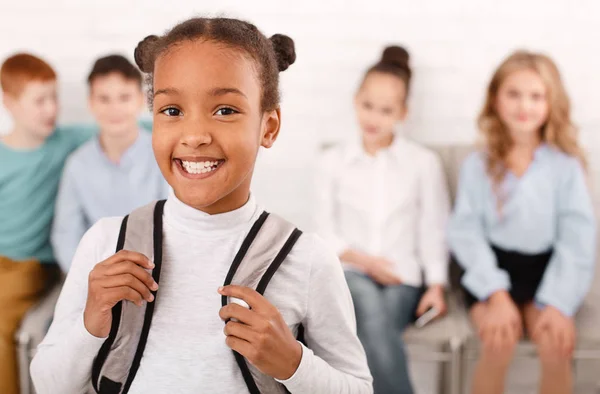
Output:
[134, 35, 160, 73]
[381, 46, 410, 71]
[270, 34, 296, 72]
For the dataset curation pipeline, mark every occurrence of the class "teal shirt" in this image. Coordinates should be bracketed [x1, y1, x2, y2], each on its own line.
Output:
[0, 119, 152, 263]
[0, 125, 96, 262]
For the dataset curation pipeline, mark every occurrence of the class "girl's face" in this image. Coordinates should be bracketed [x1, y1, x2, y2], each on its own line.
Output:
[152, 40, 280, 214]
[495, 68, 549, 143]
[354, 72, 407, 146]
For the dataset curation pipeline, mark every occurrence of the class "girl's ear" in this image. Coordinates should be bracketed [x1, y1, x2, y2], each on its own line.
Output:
[399, 104, 408, 121]
[260, 108, 281, 149]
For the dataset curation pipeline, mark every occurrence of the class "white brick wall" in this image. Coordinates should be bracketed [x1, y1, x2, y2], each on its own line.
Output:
[2, 0, 600, 229]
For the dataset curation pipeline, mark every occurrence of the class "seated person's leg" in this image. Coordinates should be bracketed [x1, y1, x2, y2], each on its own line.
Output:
[469, 300, 520, 394]
[0, 256, 46, 394]
[345, 270, 409, 394]
[380, 284, 422, 394]
[523, 303, 574, 394]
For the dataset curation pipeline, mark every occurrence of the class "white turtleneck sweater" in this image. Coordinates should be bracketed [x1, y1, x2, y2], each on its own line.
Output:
[30, 193, 373, 394]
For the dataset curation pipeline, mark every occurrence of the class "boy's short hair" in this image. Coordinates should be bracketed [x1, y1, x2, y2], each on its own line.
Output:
[88, 55, 142, 87]
[0, 53, 57, 97]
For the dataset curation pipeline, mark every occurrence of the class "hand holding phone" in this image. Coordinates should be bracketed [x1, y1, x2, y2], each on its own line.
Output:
[415, 307, 440, 328]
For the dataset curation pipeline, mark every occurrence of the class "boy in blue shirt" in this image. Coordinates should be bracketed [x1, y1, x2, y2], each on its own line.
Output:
[51, 55, 168, 272]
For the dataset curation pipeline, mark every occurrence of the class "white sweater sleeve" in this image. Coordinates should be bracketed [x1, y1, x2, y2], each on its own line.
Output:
[277, 234, 373, 394]
[31, 217, 122, 394]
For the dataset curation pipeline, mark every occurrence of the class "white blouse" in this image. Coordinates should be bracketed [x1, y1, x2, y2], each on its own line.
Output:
[315, 135, 450, 287]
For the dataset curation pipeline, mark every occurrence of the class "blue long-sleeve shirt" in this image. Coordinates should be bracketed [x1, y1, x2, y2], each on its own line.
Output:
[447, 144, 596, 316]
[51, 130, 169, 271]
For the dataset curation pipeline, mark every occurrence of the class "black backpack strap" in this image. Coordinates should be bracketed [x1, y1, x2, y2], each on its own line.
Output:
[256, 228, 303, 394]
[223, 215, 303, 394]
[221, 211, 270, 306]
[121, 199, 166, 393]
[91, 200, 166, 394]
[222, 211, 270, 394]
[92, 215, 129, 393]
[255, 228, 302, 295]
[256, 228, 306, 343]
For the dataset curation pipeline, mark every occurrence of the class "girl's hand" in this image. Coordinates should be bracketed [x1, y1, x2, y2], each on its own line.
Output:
[218, 285, 302, 380]
[479, 291, 522, 353]
[84, 250, 158, 338]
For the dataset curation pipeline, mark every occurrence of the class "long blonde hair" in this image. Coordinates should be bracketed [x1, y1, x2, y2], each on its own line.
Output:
[478, 50, 586, 195]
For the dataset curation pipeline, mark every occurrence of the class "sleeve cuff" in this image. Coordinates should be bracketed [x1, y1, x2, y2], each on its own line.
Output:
[425, 265, 449, 287]
[75, 313, 109, 351]
[535, 294, 576, 317]
[461, 268, 511, 301]
[275, 342, 312, 389]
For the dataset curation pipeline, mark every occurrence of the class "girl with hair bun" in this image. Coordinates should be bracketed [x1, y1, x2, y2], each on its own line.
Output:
[315, 45, 450, 394]
[31, 16, 372, 394]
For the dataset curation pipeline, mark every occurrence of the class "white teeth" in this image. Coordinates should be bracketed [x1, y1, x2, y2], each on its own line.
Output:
[180, 160, 220, 175]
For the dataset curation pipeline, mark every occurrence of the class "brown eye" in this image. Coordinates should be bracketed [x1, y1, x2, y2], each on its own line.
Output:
[215, 107, 238, 116]
[161, 107, 181, 117]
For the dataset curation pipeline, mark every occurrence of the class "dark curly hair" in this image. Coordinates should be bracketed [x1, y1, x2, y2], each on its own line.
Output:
[133, 17, 296, 111]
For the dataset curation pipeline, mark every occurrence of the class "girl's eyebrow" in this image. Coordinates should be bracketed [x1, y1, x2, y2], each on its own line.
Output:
[153, 87, 247, 100]
[154, 87, 180, 98]
[209, 87, 247, 99]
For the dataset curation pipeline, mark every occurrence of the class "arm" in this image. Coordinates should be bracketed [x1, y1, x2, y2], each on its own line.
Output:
[313, 151, 350, 256]
[31, 219, 121, 394]
[58, 119, 153, 150]
[55, 123, 98, 150]
[535, 160, 596, 316]
[278, 235, 373, 394]
[313, 151, 372, 270]
[417, 152, 450, 287]
[51, 160, 87, 272]
[447, 154, 510, 300]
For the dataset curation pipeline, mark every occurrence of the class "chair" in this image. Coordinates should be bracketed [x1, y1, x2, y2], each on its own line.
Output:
[15, 279, 63, 394]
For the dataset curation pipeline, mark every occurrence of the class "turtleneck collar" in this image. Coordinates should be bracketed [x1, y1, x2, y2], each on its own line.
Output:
[163, 190, 260, 236]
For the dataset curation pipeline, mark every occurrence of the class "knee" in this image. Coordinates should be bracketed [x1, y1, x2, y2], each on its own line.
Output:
[479, 334, 519, 367]
[535, 332, 572, 369]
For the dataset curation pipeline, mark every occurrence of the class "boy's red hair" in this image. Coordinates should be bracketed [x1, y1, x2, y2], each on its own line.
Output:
[1, 53, 56, 97]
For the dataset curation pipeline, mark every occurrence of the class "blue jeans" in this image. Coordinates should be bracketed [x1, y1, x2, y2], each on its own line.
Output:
[345, 271, 422, 394]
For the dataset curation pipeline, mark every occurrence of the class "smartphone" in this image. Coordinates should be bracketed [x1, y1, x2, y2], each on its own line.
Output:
[414, 307, 440, 328]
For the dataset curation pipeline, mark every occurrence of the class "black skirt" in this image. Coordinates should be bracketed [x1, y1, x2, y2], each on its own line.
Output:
[457, 245, 552, 309]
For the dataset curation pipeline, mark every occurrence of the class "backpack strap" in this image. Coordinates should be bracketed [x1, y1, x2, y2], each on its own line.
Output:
[91, 200, 166, 394]
[222, 212, 303, 394]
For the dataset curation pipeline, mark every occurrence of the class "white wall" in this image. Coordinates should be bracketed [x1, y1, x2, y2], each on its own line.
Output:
[2, 0, 600, 229]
